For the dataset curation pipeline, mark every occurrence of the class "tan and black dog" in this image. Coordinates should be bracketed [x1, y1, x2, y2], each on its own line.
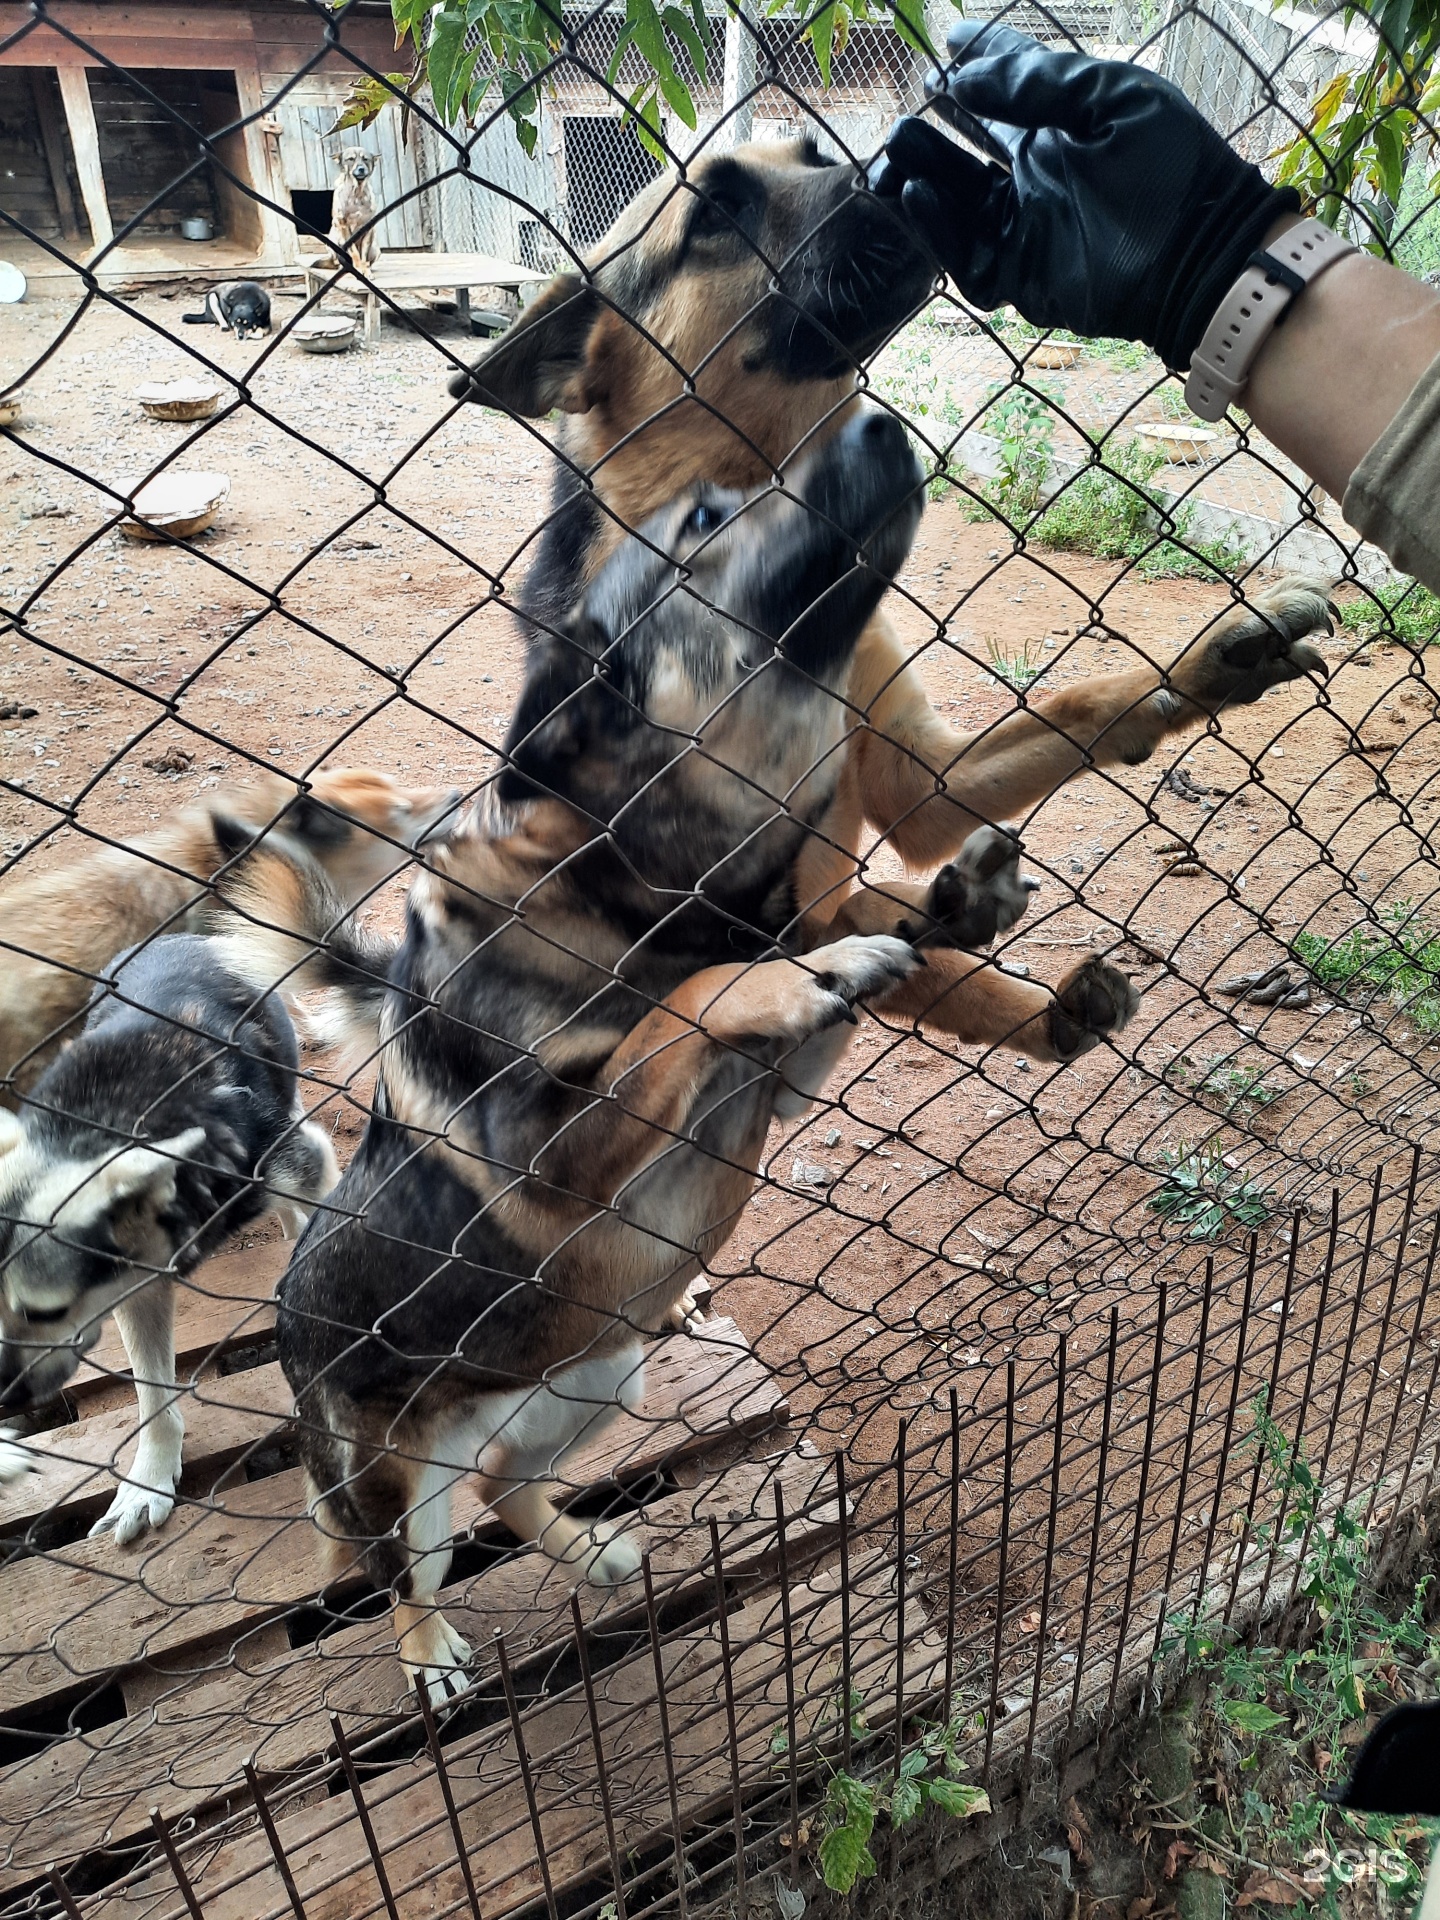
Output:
[246, 411, 1059, 1700]
[448, 137, 1335, 1058]
[0, 769, 458, 1100]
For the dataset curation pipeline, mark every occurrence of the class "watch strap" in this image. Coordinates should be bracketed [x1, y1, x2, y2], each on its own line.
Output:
[1185, 217, 1356, 422]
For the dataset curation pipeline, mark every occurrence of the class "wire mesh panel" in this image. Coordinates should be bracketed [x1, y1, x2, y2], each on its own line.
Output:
[3, 0, 1440, 1915]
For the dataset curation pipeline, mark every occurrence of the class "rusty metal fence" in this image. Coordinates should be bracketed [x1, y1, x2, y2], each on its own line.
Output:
[4, 0, 1440, 1915]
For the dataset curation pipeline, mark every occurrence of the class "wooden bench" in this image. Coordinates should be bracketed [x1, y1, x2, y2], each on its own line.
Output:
[302, 250, 551, 341]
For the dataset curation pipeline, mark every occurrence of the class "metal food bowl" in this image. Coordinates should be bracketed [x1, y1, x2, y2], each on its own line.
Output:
[0, 394, 21, 428]
[291, 315, 358, 354]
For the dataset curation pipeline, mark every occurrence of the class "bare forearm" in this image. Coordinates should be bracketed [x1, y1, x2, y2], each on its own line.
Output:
[1245, 212, 1440, 501]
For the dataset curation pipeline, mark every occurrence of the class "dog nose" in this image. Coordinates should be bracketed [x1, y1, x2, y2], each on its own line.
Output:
[843, 408, 909, 460]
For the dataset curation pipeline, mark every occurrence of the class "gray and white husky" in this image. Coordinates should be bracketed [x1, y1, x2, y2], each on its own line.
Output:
[0, 934, 337, 1544]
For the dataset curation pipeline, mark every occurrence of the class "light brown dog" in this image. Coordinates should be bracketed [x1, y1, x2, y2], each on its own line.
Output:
[326, 146, 380, 267]
[450, 138, 1333, 1058]
[0, 768, 457, 1100]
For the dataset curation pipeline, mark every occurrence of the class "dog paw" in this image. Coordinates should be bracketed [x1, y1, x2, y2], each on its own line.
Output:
[0, 1431, 37, 1487]
[667, 1280, 709, 1332]
[803, 934, 924, 1027]
[579, 1518, 643, 1587]
[1047, 957, 1141, 1061]
[1186, 578, 1335, 707]
[923, 826, 1039, 950]
[89, 1476, 178, 1546]
[399, 1612, 473, 1705]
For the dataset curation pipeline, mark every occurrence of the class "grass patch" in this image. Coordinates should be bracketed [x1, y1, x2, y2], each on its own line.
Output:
[1293, 900, 1440, 1033]
[1156, 1393, 1440, 1919]
[1339, 579, 1440, 648]
[1169, 1053, 1287, 1116]
[1034, 439, 1249, 580]
[1147, 1139, 1276, 1239]
[984, 634, 1044, 691]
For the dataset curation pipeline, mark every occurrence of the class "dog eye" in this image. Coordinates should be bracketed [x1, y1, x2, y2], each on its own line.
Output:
[20, 1304, 70, 1325]
[683, 502, 727, 537]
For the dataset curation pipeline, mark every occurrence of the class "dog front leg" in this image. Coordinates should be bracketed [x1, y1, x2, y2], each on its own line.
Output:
[90, 1277, 184, 1545]
[868, 948, 1140, 1063]
[848, 585, 1333, 870]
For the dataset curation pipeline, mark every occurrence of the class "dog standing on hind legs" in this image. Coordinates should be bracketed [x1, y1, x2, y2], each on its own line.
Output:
[256, 407, 1066, 1701]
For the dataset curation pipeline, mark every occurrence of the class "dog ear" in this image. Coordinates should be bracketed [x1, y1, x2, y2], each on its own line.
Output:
[210, 811, 261, 864]
[447, 275, 603, 417]
[283, 793, 352, 849]
[89, 1128, 207, 1216]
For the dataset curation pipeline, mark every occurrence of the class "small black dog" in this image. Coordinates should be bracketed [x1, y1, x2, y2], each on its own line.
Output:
[182, 280, 272, 340]
[0, 935, 336, 1543]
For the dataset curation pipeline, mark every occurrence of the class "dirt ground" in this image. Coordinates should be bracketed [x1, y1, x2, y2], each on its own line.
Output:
[3, 284, 1438, 1494]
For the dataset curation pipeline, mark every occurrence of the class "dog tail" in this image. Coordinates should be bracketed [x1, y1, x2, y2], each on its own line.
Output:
[208, 817, 395, 1060]
[181, 310, 215, 325]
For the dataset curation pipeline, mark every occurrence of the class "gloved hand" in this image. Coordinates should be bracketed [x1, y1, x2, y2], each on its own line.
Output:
[873, 21, 1300, 371]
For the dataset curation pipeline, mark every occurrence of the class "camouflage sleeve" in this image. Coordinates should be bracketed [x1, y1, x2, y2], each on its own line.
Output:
[1342, 346, 1440, 595]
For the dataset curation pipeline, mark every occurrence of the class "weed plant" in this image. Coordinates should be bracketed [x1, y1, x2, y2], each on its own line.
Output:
[1293, 900, 1440, 1034]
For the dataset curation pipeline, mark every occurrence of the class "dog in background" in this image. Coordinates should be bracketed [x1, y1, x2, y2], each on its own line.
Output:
[0, 769, 458, 1101]
[449, 138, 1335, 1061]
[0, 935, 338, 1544]
[182, 281, 272, 340]
[227, 409, 1050, 1701]
[327, 148, 380, 267]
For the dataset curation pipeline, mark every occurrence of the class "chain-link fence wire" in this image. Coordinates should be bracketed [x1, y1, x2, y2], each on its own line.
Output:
[4, 0, 1440, 1913]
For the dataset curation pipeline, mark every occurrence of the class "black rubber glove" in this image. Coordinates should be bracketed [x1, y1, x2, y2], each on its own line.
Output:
[874, 21, 1300, 372]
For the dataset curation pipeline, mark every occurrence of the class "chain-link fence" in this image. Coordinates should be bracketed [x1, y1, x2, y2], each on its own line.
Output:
[3, 0, 1440, 1914]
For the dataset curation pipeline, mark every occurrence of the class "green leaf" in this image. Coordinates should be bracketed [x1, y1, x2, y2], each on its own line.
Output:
[819, 1825, 877, 1894]
[891, 1778, 925, 1826]
[658, 68, 697, 127]
[811, 0, 836, 86]
[929, 1779, 992, 1819]
[393, 0, 437, 39]
[1222, 1700, 1287, 1736]
[428, 5, 469, 120]
[899, 1747, 929, 1780]
[827, 1773, 877, 1837]
[663, 6, 708, 80]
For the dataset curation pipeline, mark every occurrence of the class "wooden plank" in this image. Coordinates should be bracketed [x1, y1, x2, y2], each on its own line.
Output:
[0, 1319, 783, 1721]
[55, 65, 111, 251]
[0, 1441, 828, 1896]
[28, 68, 82, 242]
[0, 1314, 777, 1538]
[76, 1239, 286, 1401]
[106, 1547, 942, 1920]
[0, 1363, 289, 1535]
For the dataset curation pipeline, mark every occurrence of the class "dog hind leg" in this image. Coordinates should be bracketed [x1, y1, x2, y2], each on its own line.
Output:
[482, 1349, 647, 1586]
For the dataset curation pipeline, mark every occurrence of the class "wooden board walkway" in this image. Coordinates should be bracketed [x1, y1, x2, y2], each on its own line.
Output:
[0, 1234, 798, 1902]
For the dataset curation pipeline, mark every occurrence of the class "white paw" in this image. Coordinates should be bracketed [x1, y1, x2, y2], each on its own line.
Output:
[667, 1280, 709, 1332]
[88, 1473, 178, 1546]
[400, 1614, 473, 1705]
[580, 1518, 643, 1587]
[801, 934, 922, 1027]
[0, 1431, 38, 1486]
